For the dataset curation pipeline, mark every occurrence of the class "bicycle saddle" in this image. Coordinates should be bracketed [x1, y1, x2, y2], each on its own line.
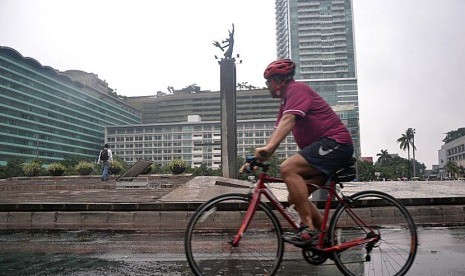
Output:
[333, 157, 356, 182]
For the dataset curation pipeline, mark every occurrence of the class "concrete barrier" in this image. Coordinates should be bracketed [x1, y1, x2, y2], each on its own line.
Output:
[0, 203, 464, 231]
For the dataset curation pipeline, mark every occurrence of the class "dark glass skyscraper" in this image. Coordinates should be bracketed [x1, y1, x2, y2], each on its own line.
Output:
[0, 46, 141, 165]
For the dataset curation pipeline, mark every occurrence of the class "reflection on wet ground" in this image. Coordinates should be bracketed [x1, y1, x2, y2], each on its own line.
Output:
[1, 227, 465, 275]
[1, 252, 191, 276]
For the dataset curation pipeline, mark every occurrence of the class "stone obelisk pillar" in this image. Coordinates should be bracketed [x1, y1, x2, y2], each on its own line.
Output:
[220, 58, 237, 178]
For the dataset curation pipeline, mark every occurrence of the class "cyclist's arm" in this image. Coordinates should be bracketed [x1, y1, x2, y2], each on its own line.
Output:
[256, 114, 295, 160]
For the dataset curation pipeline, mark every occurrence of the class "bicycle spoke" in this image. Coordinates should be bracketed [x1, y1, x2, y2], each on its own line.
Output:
[329, 191, 417, 276]
[185, 194, 284, 276]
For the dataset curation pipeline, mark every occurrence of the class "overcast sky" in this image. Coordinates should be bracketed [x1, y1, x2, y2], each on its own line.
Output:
[1, 0, 464, 169]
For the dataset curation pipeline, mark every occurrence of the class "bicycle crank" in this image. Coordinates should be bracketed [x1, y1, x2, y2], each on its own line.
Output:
[302, 248, 328, 265]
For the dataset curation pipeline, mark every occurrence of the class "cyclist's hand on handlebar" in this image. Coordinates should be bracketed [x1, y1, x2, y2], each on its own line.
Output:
[239, 162, 258, 174]
[239, 163, 249, 174]
[254, 147, 272, 162]
[239, 154, 261, 174]
[239, 154, 271, 174]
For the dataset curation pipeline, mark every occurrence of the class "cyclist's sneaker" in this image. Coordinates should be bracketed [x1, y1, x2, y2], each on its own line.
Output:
[282, 226, 319, 247]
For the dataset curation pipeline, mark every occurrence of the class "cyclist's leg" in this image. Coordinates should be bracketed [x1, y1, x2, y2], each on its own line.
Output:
[280, 153, 324, 230]
[292, 137, 354, 230]
[307, 184, 325, 229]
[287, 176, 326, 230]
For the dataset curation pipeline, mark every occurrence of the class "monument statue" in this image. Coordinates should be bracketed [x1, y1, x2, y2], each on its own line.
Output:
[213, 24, 235, 59]
[213, 24, 237, 178]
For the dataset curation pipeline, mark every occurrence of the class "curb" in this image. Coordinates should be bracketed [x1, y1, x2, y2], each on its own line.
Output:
[1, 201, 464, 231]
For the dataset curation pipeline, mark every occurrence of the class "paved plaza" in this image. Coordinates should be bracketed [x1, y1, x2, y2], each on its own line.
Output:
[1, 175, 464, 204]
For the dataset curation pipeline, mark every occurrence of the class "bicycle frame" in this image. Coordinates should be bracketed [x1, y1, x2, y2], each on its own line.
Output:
[231, 171, 380, 252]
[230, 171, 297, 247]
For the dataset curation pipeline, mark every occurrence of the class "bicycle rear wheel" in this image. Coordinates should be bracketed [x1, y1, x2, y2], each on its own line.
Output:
[329, 190, 418, 276]
[185, 193, 284, 276]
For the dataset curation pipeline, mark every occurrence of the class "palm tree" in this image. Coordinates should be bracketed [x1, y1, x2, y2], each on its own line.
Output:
[397, 128, 416, 179]
[376, 149, 392, 166]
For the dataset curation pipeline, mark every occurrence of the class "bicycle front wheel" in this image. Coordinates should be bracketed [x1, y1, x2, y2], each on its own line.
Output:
[329, 190, 418, 276]
[185, 193, 284, 276]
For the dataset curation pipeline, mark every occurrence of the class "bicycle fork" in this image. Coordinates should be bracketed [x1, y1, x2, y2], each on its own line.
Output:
[230, 190, 262, 247]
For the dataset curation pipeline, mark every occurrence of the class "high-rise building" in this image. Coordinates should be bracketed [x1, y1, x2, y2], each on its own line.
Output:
[0, 46, 141, 165]
[125, 89, 280, 124]
[106, 117, 298, 168]
[275, 0, 360, 157]
[119, 88, 358, 167]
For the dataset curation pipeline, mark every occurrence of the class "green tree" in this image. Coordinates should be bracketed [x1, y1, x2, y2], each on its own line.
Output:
[444, 161, 459, 179]
[412, 159, 426, 178]
[356, 160, 375, 181]
[397, 128, 416, 179]
[376, 149, 392, 166]
[376, 156, 407, 180]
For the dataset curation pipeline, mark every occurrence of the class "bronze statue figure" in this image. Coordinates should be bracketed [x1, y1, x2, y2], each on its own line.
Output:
[213, 23, 235, 59]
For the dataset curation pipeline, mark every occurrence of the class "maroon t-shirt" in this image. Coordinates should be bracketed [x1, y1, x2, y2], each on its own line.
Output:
[275, 80, 352, 149]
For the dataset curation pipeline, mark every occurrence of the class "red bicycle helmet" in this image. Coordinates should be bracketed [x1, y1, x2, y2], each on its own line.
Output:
[263, 59, 295, 79]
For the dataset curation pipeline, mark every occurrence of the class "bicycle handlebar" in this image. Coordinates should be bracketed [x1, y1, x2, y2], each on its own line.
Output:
[245, 154, 270, 173]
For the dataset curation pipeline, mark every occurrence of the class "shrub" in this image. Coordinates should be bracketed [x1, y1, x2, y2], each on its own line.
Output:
[5, 159, 25, 178]
[110, 161, 124, 175]
[169, 158, 188, 174]
[47, 163, 66, 176]
[75, 161, 94, 175]
[61, 155, 83, 175]
[150, 163, 170, 174]
[0, 166, 8, 179]
[23, 159, 43, 177]
[190, 163, 221, 176]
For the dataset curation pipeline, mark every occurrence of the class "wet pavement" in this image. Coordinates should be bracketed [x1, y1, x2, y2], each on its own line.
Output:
[1, 176, 465, 274]
[1, 227, 465, 275]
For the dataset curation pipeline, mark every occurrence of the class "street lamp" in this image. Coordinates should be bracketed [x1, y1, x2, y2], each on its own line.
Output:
[412, 128, 416, 178]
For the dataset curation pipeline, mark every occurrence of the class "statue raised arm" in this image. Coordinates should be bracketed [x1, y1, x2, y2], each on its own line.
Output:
[213, 23, 235, 59]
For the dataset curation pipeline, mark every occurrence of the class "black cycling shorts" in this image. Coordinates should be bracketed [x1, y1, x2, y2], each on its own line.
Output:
[299, 137, 354, 176]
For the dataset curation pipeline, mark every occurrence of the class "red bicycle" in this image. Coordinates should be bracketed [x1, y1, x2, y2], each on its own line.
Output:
[185, 157, 418, 275]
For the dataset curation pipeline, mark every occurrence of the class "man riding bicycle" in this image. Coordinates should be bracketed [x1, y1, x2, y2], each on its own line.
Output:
[244, 59, 354, 246]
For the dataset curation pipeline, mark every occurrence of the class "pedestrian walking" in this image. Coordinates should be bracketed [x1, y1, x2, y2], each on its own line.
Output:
[97, 143, 113, 181]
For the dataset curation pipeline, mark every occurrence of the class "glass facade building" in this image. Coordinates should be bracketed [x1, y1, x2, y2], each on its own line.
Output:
[0, 46, 141, 165]
[275, 0, 360, 157]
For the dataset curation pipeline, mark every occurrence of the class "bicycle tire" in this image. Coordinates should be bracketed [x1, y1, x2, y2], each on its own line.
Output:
[185, 193, 284, 276]
[329, 190, 418, 276]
